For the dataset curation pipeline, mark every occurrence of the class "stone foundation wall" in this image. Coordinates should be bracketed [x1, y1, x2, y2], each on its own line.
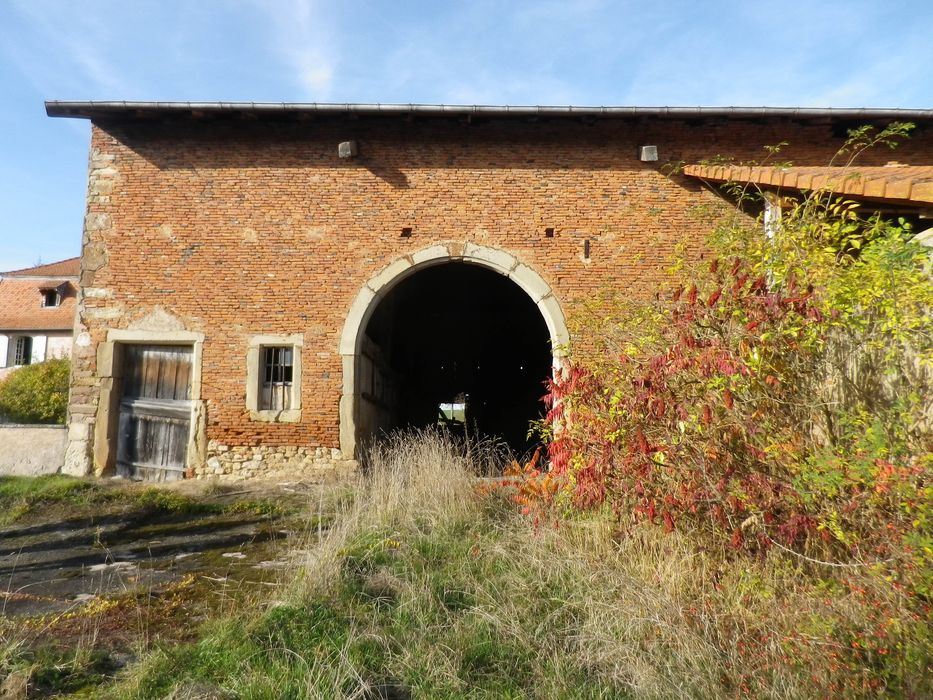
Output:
[196, 441, 359, 482]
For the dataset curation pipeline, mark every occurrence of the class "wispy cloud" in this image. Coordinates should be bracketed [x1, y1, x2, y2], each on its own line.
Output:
[347, 1, 592, 105]
[605, 1, 933, 108]
[249, 0, 337, 99]
[2, 0, 135, 98]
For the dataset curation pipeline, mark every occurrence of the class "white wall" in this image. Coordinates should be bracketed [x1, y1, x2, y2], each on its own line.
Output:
[0, 332, 72, 368]
[45, 333, 72, 359]
[0, 424, 66, 475]
[30, 335, 47, 363]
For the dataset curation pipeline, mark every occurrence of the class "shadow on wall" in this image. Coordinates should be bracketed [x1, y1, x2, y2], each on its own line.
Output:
[109, 118, 729, 191]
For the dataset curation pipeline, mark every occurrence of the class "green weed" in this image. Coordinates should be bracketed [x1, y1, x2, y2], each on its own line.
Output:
[133, 488, 216, 516]
[0, 475, 102, 525]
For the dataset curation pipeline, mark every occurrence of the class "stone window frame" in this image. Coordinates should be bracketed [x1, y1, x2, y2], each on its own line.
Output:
[246, 334, 303, 423]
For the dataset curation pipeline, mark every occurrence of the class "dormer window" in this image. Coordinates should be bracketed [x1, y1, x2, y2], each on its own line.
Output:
[40, 288, 61, 307]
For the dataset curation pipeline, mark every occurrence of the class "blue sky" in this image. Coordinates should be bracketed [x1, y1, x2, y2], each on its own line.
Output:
[1, 0, 931, 272]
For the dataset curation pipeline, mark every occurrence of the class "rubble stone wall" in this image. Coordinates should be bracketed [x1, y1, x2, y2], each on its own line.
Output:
[197, 442, 358, 482]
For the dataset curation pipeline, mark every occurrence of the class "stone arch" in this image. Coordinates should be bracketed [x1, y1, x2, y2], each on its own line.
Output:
[338, 242, 569, 456]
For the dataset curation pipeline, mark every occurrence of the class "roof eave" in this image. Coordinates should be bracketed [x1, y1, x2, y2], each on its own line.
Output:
[44, 101, 933, 122]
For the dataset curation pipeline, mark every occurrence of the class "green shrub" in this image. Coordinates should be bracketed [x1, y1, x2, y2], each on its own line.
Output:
[526, 127, 933, 691]
[0, 357, 70, 424]
[539, 124, 932, 562]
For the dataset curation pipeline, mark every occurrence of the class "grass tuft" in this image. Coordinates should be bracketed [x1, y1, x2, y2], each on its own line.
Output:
[105, 430, 933, 698]
[0, 474, 102, 525]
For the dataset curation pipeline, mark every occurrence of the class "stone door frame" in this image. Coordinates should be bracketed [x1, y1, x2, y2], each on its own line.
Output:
[90, 329, 205, 478]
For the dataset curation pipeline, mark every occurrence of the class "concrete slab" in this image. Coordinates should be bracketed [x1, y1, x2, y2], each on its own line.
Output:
[0, 425, 66, 476]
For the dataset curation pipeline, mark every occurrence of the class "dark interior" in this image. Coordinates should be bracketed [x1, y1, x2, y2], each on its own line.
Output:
[363, 262, 552, 455]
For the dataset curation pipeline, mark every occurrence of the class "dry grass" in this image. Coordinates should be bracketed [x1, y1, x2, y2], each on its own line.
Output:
[108, 429, 930, 699]
[288, 430, 480, 596]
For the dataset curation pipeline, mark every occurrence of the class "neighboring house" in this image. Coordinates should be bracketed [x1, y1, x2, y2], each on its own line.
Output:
[44, 102, 933, 481]
[0, 257, 79, 378]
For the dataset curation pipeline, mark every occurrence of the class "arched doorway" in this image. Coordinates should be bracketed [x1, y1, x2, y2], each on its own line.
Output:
[339, 243, 568, 457]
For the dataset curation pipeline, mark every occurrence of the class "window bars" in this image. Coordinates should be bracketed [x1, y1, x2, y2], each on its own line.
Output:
[260, 346, 293, 411]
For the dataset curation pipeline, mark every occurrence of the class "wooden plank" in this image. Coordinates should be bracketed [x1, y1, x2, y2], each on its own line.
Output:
[158, 350, 174, 399]
[117, 344, 194, 481]
[120, 398, 191, 419]
[124, 346, 140, 397]
[173, 352, 190, 399]
[122, 345, 192, 400]
[118, 411, 189, 470]
[141, 349, 159, 399]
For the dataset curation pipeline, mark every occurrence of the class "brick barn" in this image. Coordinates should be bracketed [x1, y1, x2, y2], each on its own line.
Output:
[45, 102, 933, 481]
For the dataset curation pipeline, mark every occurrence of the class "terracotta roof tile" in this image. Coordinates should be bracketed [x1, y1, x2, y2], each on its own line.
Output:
[682, 165, 933, 205]
[1, 257, 80, 278]
[0, 278, 77, 331]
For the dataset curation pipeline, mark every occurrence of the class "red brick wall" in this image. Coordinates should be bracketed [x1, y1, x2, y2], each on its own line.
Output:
[69, 116, 933, 465]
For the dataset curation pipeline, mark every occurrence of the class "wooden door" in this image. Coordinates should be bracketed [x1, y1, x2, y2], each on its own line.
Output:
[116, 345, 193, 481]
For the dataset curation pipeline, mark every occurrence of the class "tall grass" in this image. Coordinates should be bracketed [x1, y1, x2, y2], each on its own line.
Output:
[111, 430, 930, 699]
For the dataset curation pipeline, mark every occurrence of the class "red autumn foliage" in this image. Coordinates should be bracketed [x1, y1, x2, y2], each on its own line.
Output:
[532, 246, 927, 567]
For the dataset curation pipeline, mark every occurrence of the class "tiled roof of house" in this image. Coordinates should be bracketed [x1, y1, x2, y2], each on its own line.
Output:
[1, 257, 80, 278]
[0, 258, 79, 331]
[0, 279, 77, 331]
[683, 165, 933, 205]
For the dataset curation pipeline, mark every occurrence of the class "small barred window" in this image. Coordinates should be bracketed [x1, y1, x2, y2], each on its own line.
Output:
[259, 346, 293, 411]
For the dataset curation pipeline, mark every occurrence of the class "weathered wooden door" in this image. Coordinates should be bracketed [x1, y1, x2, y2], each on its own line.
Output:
[116, 345, 193, 481]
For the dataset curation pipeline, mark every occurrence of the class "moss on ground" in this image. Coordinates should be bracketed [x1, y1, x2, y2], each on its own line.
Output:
[0, 475, 294, 527]
[0, 474, 308, 698]
[0, 475, 105, 525]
